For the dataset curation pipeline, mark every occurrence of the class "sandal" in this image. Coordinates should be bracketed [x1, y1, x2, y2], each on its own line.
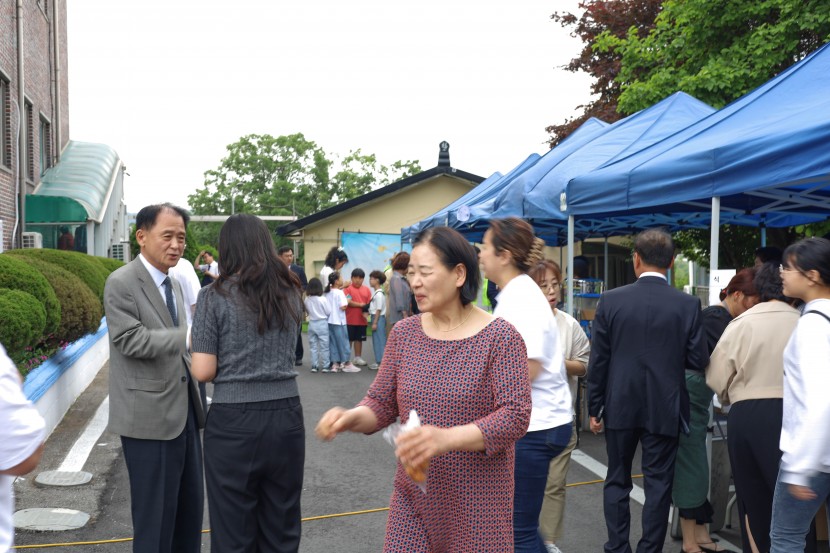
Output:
[698, 542, 731, 553]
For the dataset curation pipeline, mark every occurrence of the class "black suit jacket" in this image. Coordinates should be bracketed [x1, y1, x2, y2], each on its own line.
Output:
[289, 263, 308, 290]
[586, 275, 707, 436]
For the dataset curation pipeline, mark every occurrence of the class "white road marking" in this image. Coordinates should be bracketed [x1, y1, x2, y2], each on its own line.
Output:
[58, 396, 109, 473]
[570, 447, 740, 551]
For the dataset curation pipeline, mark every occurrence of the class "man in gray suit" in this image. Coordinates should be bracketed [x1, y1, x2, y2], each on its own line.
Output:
[104, 203, 205, 553]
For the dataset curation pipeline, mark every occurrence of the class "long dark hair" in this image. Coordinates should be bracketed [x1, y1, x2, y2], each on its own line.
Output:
[215, 214, 301, 334]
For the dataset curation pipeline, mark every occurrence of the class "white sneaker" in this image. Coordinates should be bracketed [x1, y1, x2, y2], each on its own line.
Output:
[368, 363, 379, 370]
[353, 356, 367, 366]
[545, 544, 563, 553]
[341, 363, 361, 373]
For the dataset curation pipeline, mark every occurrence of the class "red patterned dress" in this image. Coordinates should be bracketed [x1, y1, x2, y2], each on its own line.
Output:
[359, 315, 532, 552]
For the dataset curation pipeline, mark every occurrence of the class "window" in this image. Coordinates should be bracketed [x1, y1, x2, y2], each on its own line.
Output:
[40, 116, 52, 175]
[0, 78, 9, 169]
[24, 100, 34, 181]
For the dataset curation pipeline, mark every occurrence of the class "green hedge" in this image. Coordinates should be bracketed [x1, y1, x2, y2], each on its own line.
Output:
[93, 256, 125, 274]
[0, 255, 60, 336]
[7, 249, 109, 301]
[0, 289, 47, 356]
[16, 256, 103, 343]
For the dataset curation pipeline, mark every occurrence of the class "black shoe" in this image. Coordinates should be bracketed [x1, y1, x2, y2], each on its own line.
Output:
[295, 359, 303, 366]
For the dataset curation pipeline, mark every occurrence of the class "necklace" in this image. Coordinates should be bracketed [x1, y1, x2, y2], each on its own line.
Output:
[431, 306, 474, 332]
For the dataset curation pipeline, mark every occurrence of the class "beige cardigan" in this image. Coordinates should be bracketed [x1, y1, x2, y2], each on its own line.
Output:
[706, 301, 800, 406]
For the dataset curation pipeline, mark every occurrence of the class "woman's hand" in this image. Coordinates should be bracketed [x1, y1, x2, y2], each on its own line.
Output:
[788, 484, 817, 501]
[394, 425, 448, 468]
[315, 407, 353, 441]
[315, 407, 374, 441]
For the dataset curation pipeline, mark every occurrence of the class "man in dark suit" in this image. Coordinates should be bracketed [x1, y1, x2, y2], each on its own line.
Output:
[278, 245, 308, 366]
[104, 204, 205, 553]
[587, 228, 707, 553]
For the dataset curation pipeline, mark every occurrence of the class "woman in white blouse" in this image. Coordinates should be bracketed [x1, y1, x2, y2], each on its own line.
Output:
[479, 218, 572, 553]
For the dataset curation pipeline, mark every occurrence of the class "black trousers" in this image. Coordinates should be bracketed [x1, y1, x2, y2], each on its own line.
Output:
[121, 396, 204, 553]
[295, 332, 303, 362]
[205, 397, 305, 553]
[728, 399, 817, 553]
[603, 428, 678, 553]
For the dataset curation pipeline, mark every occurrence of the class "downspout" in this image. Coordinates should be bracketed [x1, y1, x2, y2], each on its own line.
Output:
[52, 0, 62, 162]
[16, 0, 26, 248]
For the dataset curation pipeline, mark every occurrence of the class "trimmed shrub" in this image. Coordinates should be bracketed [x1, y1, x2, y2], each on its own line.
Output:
[16, 256, 103, 343]
[7, 249, 109, 301]
[0, 289, 47, 356]
[94, 257, 125, 274]
[0, 255, 60, 336]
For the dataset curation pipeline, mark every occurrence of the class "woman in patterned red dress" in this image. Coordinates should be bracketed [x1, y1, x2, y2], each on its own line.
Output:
[316, 226, 532, 552]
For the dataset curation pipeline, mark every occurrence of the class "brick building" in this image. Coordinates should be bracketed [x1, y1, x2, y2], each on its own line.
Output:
[1, 0, 70, 252]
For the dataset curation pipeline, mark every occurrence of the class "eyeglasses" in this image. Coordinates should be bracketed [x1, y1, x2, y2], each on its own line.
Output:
[779, 264, 796, 273]
[550, 282, 561, 290]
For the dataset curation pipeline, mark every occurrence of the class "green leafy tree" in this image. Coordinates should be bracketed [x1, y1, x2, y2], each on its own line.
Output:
[187, 133, 421, 248]
[596, 0, 830, 114]
[546, 0, 663, 146]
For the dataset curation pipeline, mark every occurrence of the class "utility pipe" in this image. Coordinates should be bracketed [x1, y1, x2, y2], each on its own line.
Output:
[52, 0, 62, 162]
[16, 0, 26, 247]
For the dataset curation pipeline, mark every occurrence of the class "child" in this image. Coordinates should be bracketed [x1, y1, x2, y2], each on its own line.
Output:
[304, 278, 331, 373]
[368, 270, 387, 370]
[325, 272, 359, 373]
[343, 268, 372, 366]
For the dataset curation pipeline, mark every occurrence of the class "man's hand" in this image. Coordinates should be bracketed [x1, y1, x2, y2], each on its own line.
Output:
[590, 416, 603, 434]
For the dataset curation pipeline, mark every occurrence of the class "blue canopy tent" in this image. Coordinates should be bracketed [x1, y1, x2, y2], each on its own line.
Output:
[408, 117, 612, 244]
[401, 117, 611, 244]
[480, 92, 716, 245]
[558, 40, 830, 311]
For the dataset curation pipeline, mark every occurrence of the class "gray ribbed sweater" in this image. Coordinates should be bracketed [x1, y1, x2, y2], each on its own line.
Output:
[191, 283, 302, 403]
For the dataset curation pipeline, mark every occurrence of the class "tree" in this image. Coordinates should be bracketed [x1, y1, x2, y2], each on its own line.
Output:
[546, 0, 663, 146]
[597, 0, 830, 114]
[187, 133, 421, 247]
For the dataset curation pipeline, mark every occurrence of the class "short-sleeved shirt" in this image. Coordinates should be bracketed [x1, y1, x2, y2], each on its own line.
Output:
[554, 308, 591, 409]
[304, 295, 331, 321]
[343, 284, 371, 327]
[494, 274, 572, 431]
[325, 289, 348, 325]
[0, 345, 45, 550]
[369, 289, 386, 317]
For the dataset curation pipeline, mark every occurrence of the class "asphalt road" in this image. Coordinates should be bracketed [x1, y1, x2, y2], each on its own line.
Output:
[13, 333, 826, 552]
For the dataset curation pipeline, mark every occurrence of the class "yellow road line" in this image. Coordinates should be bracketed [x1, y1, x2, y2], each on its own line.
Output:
[13, 475, 644, 549]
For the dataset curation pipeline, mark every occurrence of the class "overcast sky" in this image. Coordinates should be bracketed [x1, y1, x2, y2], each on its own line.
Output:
[66, 0, 593, 213]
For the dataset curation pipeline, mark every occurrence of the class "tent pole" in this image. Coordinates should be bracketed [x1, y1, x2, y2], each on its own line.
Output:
[710, 197, 720, 273]
[604, 236, 609, 286]
[567, 216, 575, 316]
[761, 226, 767, 247]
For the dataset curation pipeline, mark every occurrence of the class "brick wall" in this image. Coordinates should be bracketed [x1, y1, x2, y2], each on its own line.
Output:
[0, 0, 69, 251]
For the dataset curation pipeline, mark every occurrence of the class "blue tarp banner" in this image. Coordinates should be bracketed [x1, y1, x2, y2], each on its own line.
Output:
[340, 232, 411, 277]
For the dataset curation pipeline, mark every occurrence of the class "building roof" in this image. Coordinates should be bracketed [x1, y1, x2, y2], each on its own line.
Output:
[26, 141, 121, 224]
[275, 165, 485, 236]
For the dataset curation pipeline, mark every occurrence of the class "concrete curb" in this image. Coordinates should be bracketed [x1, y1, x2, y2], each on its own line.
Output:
[23, 318, 109, 437]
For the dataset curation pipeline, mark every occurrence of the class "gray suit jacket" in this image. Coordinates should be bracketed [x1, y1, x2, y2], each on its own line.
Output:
[104, 258, 205, 440]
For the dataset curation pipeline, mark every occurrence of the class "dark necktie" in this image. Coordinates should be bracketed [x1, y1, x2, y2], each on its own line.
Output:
[162, 277, 179, 327]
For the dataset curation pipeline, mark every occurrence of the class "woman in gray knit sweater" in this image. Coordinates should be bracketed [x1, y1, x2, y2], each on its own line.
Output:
[191, 213, 304, 553]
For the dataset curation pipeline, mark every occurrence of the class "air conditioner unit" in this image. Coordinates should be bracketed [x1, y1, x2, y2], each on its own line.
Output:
[110, 242, 130, 263]
[22, 232, 43, 249]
